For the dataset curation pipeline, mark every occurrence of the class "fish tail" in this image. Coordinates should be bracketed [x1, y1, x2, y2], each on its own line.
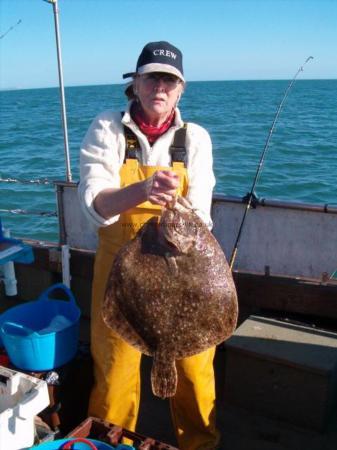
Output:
[151, 352, 177, 398]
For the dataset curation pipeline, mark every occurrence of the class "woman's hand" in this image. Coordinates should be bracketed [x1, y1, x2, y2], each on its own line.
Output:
[145, 170, 180, 206]
[93, 170, 180, 219]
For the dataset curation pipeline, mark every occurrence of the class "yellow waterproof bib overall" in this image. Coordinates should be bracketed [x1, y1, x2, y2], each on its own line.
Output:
[89, 158, 220, 450]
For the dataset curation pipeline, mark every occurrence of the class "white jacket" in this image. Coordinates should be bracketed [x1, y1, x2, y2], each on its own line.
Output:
[78, 102, 216, 229]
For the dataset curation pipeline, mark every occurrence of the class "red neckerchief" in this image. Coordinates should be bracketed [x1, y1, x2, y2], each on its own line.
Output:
[131, 102, 175, 144]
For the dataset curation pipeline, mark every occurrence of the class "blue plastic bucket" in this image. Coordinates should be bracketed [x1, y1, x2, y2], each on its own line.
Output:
[29, 438, 115, 449]
[0, 283, 80, 371]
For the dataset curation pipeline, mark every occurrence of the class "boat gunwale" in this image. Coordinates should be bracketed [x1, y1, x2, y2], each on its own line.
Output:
[212, 192, 337, 214]
[53, 181, 337, 215]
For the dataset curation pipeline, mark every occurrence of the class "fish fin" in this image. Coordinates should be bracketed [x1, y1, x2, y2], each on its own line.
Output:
[102, 282, 152, 355]
[151, 352, 177, 398]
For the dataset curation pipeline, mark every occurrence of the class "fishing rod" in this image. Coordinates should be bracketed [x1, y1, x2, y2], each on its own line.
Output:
[229, 56, 314, 270]
[0, 19, 22, 40]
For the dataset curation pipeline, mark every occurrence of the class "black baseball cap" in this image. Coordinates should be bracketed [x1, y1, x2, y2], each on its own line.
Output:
[123, 41, 184, 82]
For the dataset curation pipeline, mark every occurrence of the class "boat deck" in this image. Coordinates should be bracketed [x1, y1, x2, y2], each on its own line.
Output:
[1, 243, 337, 449]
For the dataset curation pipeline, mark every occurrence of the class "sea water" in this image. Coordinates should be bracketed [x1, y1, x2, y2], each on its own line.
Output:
[0, 80, 336, 242]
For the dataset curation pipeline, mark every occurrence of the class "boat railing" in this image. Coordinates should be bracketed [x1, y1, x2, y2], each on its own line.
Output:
[1, 176, 336, 281]
[54, 181, 337, 281]
[213, 193, 337, 214]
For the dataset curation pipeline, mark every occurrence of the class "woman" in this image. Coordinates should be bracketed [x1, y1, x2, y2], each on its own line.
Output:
[79, 41, 219, 450]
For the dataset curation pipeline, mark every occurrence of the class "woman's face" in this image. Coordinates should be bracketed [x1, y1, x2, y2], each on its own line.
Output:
[134, 72, 184, 124]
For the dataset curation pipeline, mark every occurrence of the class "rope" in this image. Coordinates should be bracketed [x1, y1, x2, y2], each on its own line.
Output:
[0, 177, 54, 185]
[0, 208, 57, 217]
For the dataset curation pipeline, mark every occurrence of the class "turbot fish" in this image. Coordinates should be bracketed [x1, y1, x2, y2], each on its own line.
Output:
[102, 196, 238, 398]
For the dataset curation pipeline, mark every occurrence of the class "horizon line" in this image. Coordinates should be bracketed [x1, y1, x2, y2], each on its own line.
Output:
[1, 77, 336, 92]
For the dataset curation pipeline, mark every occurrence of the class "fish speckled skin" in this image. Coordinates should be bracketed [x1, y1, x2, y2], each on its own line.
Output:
[102, 197, 238, 398]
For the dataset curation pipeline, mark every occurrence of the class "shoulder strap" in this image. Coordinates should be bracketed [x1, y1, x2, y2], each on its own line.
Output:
[122, 112, 142, 163]
[169, 123, 188, 167]
[122, 112, 188, 166]
[123, 125, 142, 162]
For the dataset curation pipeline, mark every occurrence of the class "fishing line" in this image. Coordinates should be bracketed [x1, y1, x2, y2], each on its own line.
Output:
[0, 20, 22, 40]
[229, 56, 314, 270]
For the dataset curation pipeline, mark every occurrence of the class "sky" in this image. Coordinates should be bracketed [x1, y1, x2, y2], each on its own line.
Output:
[0, 0, 336, 90]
